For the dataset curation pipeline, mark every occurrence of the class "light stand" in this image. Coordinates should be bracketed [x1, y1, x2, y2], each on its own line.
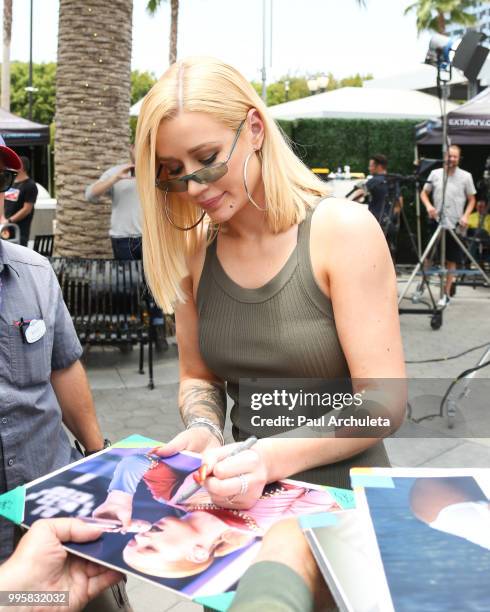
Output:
[398, 57, 490, 323]
[445, 344, 490, 429]
[414, 176, 422, 259]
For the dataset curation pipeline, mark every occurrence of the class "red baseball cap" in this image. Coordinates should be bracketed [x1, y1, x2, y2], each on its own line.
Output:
[0, 135, 22, 170]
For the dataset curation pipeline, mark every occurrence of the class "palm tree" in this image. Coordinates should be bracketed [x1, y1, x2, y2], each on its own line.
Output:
[147, 0, 180, 66]
[54, 0, 133, 257]
[1, 0, 12, 110]
[405, 0, 477, 34]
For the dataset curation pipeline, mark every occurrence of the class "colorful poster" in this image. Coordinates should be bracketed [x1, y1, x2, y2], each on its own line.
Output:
[5, 435, 349, 602]
[352, 467, 490, 612]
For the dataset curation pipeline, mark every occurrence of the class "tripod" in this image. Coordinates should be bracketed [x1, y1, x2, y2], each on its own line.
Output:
[398, 68, 490, 323]
[398, 221, 490, 304]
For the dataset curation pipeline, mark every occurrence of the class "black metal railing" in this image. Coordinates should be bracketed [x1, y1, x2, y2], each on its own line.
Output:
[50, 257, 155, 389]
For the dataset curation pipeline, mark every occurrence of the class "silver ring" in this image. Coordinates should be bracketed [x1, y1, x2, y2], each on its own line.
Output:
[226, 474, 248, 505]
[238, 473, 248, 497]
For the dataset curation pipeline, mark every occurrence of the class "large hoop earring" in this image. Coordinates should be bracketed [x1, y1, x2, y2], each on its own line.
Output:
[243, 151, 267, 211]
[163, 191, 206, 231]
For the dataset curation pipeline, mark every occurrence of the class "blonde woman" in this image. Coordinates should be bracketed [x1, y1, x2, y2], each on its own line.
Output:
[135, 57, 406, 509]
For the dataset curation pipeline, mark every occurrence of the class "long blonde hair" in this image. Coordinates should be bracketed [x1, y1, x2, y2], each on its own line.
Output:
[135, 56, 329, 312]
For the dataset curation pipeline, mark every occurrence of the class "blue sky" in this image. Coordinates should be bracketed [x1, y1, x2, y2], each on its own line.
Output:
[4, 0, 433, 82]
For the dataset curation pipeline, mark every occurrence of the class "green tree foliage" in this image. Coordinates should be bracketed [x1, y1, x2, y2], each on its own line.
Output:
[5, 62, 157, 126]
[253, 77, 310, 106]
[131, 69, 157, 105]
[252, 73, 372, 107]
[340, 73, 373, 87]
[282, 117, 420, 262]
[404, 0, 477, 34]
[9, 61, 56, 125]
[322, 72, 373, 90]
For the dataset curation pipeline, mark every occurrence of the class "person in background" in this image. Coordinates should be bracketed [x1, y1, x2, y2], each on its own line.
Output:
[467, 198, 490, 263]
[85, 146, 168, 350]
[0, 136, 21, 234]
[1, 155, 38, 246]
[351, 154, 402, 224]
[467, 198, 490, 234]
[85, 146, 141, 261]
[418, 145, 476, 307]
[350, 154, 403, 260]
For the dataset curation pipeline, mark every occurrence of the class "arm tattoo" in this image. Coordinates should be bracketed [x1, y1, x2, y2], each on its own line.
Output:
[179, 378, 226, 430]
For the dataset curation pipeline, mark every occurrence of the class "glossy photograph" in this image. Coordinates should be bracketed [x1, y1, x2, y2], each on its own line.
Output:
[353, 468, 490, 612]
[22, 435, 345, 599]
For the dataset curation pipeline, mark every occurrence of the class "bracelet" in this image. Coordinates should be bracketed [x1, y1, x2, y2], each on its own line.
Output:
[186, 418, 225, 446]
[75, 438, 112, 457]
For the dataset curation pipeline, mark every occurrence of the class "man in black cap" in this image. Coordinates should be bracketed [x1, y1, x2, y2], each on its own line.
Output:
[1, 155, 38, 246]
[0, 136, 22, 239]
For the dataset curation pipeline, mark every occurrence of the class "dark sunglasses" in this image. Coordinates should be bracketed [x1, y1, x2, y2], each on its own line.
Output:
[155, 120, 245, 193]
[0, 169, 18, 193]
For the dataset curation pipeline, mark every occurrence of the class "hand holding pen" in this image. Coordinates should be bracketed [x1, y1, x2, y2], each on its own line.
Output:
[174, 436, 268, 510]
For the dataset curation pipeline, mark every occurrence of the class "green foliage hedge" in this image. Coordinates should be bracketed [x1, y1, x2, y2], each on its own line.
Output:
[277, 118, 418, 175]
[277, 118, 422, 262]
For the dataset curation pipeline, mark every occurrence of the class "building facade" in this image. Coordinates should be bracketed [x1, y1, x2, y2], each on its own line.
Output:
[445, 2, 490, 39]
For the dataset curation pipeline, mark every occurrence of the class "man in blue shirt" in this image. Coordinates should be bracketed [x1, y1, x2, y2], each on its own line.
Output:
[0, 137, 107, 554]
[0, 138, 131, 610]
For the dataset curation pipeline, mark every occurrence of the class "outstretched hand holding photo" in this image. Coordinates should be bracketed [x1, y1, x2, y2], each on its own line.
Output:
[0, 519, 122, 612]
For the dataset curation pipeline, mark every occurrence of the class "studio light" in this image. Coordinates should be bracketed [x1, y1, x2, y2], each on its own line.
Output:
[425, 31, 489, 81]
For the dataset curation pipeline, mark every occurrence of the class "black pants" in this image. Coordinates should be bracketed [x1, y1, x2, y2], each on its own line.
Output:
[111, 236, 166, 333]
[111, 236, 142, 261]
[428, 220, 464, 265]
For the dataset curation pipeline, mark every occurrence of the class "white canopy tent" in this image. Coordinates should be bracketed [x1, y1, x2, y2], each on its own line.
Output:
[364, 64, 467, 91]
[364, 59, 490, 91]
[130, 98, 144, 117]
[267, 87, 458, 121]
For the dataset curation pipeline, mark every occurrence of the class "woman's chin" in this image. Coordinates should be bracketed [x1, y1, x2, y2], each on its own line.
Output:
[207, 205, 239, 224]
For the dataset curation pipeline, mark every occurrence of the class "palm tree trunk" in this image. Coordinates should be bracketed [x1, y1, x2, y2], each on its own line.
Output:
[169, 0, 179, 65]
[437, 10, 446, 33]
[1, 0, 12, 111]
[54, 0, 133, 257]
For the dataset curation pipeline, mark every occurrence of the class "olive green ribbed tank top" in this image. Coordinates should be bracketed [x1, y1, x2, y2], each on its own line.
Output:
[196, 206, 389, 488]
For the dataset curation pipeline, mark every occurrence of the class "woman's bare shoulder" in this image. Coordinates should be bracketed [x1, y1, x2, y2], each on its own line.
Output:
[312, 197, 381, 244]
[314, 197, 373, 225]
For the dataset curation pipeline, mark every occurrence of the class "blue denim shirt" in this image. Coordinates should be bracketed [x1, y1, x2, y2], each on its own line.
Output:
[0, 241, 83, 560]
